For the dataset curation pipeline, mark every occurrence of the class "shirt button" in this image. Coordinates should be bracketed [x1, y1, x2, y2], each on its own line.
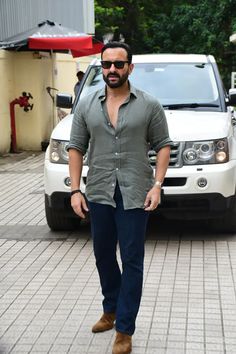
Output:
[116, 168, 119, 171]
[115, 152, 118, 155]
[115, 136, 118, 139]
[112, 183, 115, 187]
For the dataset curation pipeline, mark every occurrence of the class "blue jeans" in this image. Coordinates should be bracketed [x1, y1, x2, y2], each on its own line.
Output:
[88, 184, 149, 335]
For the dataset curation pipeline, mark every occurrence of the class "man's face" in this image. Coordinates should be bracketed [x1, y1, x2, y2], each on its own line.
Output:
[101, 47, 134, 89]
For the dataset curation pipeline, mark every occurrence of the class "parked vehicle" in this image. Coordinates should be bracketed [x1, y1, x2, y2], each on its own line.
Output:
[44, 54, 236, 231]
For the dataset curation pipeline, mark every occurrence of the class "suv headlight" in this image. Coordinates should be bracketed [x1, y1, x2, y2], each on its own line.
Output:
[50, 139, 69, 164]
[49, 139, 89, 165]
[183, 138, 228, 165]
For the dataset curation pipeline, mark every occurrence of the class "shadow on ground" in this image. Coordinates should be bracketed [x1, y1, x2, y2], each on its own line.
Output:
[1, 216, 235, 242]
[146, 214, 236, 241]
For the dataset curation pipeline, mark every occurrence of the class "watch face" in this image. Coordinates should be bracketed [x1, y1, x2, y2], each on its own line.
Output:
[155, 181, 162, 187]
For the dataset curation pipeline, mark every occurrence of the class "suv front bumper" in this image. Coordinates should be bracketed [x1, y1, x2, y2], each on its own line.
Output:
[44, 157, 236, 220]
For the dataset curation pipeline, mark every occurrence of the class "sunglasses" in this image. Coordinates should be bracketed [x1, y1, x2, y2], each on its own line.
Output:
[100, 60, 129, 69]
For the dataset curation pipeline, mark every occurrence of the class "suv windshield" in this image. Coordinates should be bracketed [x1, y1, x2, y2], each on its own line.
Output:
[77, 62, 221, 111]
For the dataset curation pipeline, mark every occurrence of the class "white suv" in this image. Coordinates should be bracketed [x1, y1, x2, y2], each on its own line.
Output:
[44, 54, 236, 231]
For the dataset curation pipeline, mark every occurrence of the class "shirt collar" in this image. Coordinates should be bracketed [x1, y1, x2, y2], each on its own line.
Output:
[98, 81, 138, 102]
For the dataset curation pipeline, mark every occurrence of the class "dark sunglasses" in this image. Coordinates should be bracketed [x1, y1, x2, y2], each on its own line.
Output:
[100, 60, 129, 69]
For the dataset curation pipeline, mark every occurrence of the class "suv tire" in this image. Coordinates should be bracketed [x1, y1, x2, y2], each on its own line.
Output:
[208, 201, 236, 233]
[45, 195, 81, 231]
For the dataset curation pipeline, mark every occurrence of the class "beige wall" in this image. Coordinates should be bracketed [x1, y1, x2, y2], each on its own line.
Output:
[0, 51, 14, 153]
[13, 52, 53, 151]
[55, 53, 93, 116]
[0, 50, 53, 153]
[0, 50, 93, 154]
[56, 53, 89, 96]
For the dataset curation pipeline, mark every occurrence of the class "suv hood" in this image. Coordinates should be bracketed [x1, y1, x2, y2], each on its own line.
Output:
[51, 111, 231, 142]
[51, 114, 73, 141]
[166, 110, 231, 141]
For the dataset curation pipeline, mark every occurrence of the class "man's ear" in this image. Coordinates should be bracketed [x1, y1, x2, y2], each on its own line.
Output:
[129, 63, 134, 75]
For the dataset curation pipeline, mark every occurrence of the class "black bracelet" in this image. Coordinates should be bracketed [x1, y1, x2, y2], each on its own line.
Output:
[71, 189, 83, 196]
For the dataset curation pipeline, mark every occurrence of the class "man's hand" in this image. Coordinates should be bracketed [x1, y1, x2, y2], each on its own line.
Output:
[71, 193, 89, 219]
[144, 187, 161, 211]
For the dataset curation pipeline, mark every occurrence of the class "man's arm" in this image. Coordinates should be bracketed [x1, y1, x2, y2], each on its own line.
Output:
[144, 145, 170, 211]
[69, 148, 89, 218]
[154, 145, 170, 185]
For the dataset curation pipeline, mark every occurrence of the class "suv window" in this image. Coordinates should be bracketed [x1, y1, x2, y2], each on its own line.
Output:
[76, 62, 221, 112]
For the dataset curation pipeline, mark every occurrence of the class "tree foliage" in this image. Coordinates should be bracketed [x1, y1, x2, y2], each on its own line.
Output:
[95, 0, 236, 87]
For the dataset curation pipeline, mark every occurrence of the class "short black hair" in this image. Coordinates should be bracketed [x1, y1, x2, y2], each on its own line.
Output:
[101, 42, 132, 64]
[76, 71, 84, 78]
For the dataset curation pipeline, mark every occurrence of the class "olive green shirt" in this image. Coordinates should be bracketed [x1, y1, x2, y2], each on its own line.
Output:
[68, 83, 172, 209]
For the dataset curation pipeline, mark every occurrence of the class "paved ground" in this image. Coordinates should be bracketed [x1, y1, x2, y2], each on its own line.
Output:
[0, 152, 236, 353]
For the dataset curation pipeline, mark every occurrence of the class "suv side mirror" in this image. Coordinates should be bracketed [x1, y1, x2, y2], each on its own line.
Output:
[228, 88, 236, 106]
[56, 93, 73, 109]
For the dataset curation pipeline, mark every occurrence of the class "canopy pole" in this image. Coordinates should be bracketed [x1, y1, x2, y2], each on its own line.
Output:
[51, 51, 58, 128]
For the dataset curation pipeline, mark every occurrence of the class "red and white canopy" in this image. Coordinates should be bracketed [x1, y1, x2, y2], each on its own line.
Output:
[0, 20, 103, 57]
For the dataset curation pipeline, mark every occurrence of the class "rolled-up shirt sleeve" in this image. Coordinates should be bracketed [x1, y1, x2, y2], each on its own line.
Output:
[148, 102, 172, 152]
[67, 102, 89, 155]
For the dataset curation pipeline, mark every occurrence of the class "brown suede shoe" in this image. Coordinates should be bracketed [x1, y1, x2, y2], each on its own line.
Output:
[112, 331, 132, 354]
[92, 312, 116, 333]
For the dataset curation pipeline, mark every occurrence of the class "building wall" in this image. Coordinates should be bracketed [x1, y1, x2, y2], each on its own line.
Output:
[0, 0, 96, 154]
[56, 53, 92, 94]
[12, 52, 53, 151]
[0, 49, 93, 154]
[0, 0, 95, 40]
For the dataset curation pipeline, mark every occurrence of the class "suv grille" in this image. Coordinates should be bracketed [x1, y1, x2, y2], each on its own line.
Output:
[148, 142, 182, 168]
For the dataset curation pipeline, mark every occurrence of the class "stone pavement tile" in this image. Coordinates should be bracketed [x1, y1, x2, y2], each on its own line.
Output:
[184, 351, 205, 354]
[146, 349, 165, 354]
[0, 152, 44, 171]
[186, 341, 205, 351]
[0, 176, 45, 227]
[9, 343, 33, 353]
[225, 344, 236, 352]
[167, 340, 185, 350]
[205, 342, 225, 352]
[69, 344, 92, 354]
[186, 335, 204, 344]
[224, 335, 236, 345]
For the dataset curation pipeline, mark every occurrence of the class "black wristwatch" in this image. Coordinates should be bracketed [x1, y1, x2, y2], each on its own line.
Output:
[70, 189, 83, 196]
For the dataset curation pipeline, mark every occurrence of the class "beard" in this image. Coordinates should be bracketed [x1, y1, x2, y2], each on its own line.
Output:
[103, 71, 129, 88]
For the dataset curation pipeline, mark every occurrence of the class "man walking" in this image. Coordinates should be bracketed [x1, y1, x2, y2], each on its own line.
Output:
[68, 42, 171, 354]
